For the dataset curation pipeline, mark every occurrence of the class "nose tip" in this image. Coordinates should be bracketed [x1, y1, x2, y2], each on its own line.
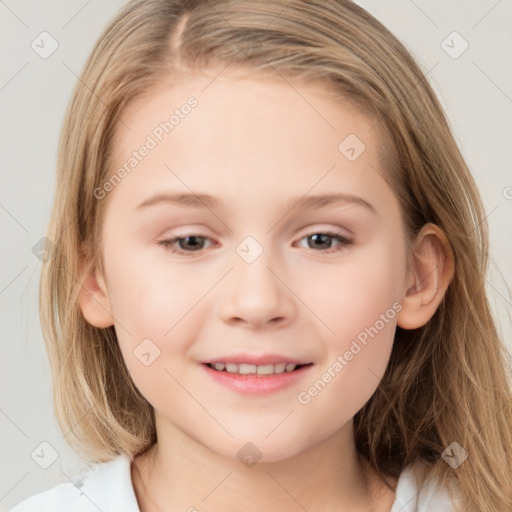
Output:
[218, 252, 295, 329]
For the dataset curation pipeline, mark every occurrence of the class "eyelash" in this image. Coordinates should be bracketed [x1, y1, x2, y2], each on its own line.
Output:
[158, 231, 353, 257]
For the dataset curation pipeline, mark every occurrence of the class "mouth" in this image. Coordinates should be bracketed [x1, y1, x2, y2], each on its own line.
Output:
[201, 358, 314, 394]
[202, 362, 314, 376]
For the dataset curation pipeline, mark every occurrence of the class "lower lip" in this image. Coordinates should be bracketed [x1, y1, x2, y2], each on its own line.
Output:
[201, 364, 313, 394]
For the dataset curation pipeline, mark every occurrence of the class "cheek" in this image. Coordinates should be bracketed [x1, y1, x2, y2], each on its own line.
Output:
[307, 242, 404, 341]
[107, 266, 199, 410]
[300, 242, 403, 404]
[299, 296, 398, 427]
[100, 251, 201, 399]
[103, 241, 197, 334]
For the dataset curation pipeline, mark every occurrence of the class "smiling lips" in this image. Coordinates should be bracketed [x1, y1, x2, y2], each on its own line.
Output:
[202, 354, 313, 376]
[204, 362, 310, 375]
[202, 359, 314, 394]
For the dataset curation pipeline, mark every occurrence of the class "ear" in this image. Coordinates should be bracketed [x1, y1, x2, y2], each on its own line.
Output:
[78, 251, 114, 329]
[397, 223, 455, 330]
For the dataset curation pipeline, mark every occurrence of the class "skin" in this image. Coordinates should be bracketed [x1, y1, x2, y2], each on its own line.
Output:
[79, 67, 454, 512]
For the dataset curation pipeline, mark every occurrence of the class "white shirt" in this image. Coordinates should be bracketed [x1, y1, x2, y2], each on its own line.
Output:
[9, 454, 457, 511]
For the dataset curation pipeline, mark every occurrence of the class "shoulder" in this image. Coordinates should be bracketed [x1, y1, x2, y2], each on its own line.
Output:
[390, 463, 460, 512]
[8, 454, 140, 512]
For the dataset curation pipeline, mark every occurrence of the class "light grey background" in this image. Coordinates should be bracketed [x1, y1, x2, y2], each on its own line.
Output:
[1, 1, 511, 510]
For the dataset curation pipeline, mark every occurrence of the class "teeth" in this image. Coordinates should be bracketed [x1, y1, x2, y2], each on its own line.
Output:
[226, 363, 238, 373]
[210, 362, 300, 375]
[274, 363, 287, 374]
[256, 364, 274, 375]
[239, 363, 257, 375]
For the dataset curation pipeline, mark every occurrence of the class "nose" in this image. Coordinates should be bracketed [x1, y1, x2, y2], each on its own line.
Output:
[218, 248, 296, 329]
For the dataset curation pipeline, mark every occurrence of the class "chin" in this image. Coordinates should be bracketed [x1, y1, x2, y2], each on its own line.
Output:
[207, 433, 308, 466]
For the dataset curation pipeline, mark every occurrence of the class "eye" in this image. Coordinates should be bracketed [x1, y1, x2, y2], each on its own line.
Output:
[158, 231, 353, 257]
[295, 232, 353, 254]
[158, 235, 214, 255]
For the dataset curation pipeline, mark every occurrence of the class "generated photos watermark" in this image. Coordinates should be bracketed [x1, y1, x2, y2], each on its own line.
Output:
[297, 301, 402, 405]
[93, 96, 198, 200]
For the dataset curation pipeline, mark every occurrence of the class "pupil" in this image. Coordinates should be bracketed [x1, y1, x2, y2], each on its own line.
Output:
[181, 236, 203, 251]
[310, 234, 331, 249]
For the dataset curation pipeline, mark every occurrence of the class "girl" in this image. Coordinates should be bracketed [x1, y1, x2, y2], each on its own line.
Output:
[10, 1, 512, 511]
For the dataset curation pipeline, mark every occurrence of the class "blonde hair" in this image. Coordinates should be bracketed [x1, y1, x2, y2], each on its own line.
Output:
[41, 1, 512, 511]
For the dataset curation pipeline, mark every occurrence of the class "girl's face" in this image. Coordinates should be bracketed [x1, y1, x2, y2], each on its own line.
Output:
[97, 69, 410, 462]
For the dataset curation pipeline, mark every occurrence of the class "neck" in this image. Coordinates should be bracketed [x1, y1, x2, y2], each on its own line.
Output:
[131, 416, 397, 512]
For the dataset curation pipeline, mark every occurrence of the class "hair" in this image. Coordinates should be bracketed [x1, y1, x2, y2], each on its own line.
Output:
[40, 1, 512, 511]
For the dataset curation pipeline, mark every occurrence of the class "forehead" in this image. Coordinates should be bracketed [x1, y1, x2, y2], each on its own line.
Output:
[115, 67, 378, 152]
[107, 67, 392, 215]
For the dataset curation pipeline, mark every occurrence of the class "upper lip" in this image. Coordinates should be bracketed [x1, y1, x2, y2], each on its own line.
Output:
[202, 354, 312, 366]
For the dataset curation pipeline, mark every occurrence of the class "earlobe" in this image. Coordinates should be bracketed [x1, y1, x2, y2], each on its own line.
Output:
[397, 223, 454, 330]
[78, 263, 114, 329]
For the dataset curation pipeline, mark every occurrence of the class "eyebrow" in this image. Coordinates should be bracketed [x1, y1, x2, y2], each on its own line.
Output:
[135, 192, 377, 214]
